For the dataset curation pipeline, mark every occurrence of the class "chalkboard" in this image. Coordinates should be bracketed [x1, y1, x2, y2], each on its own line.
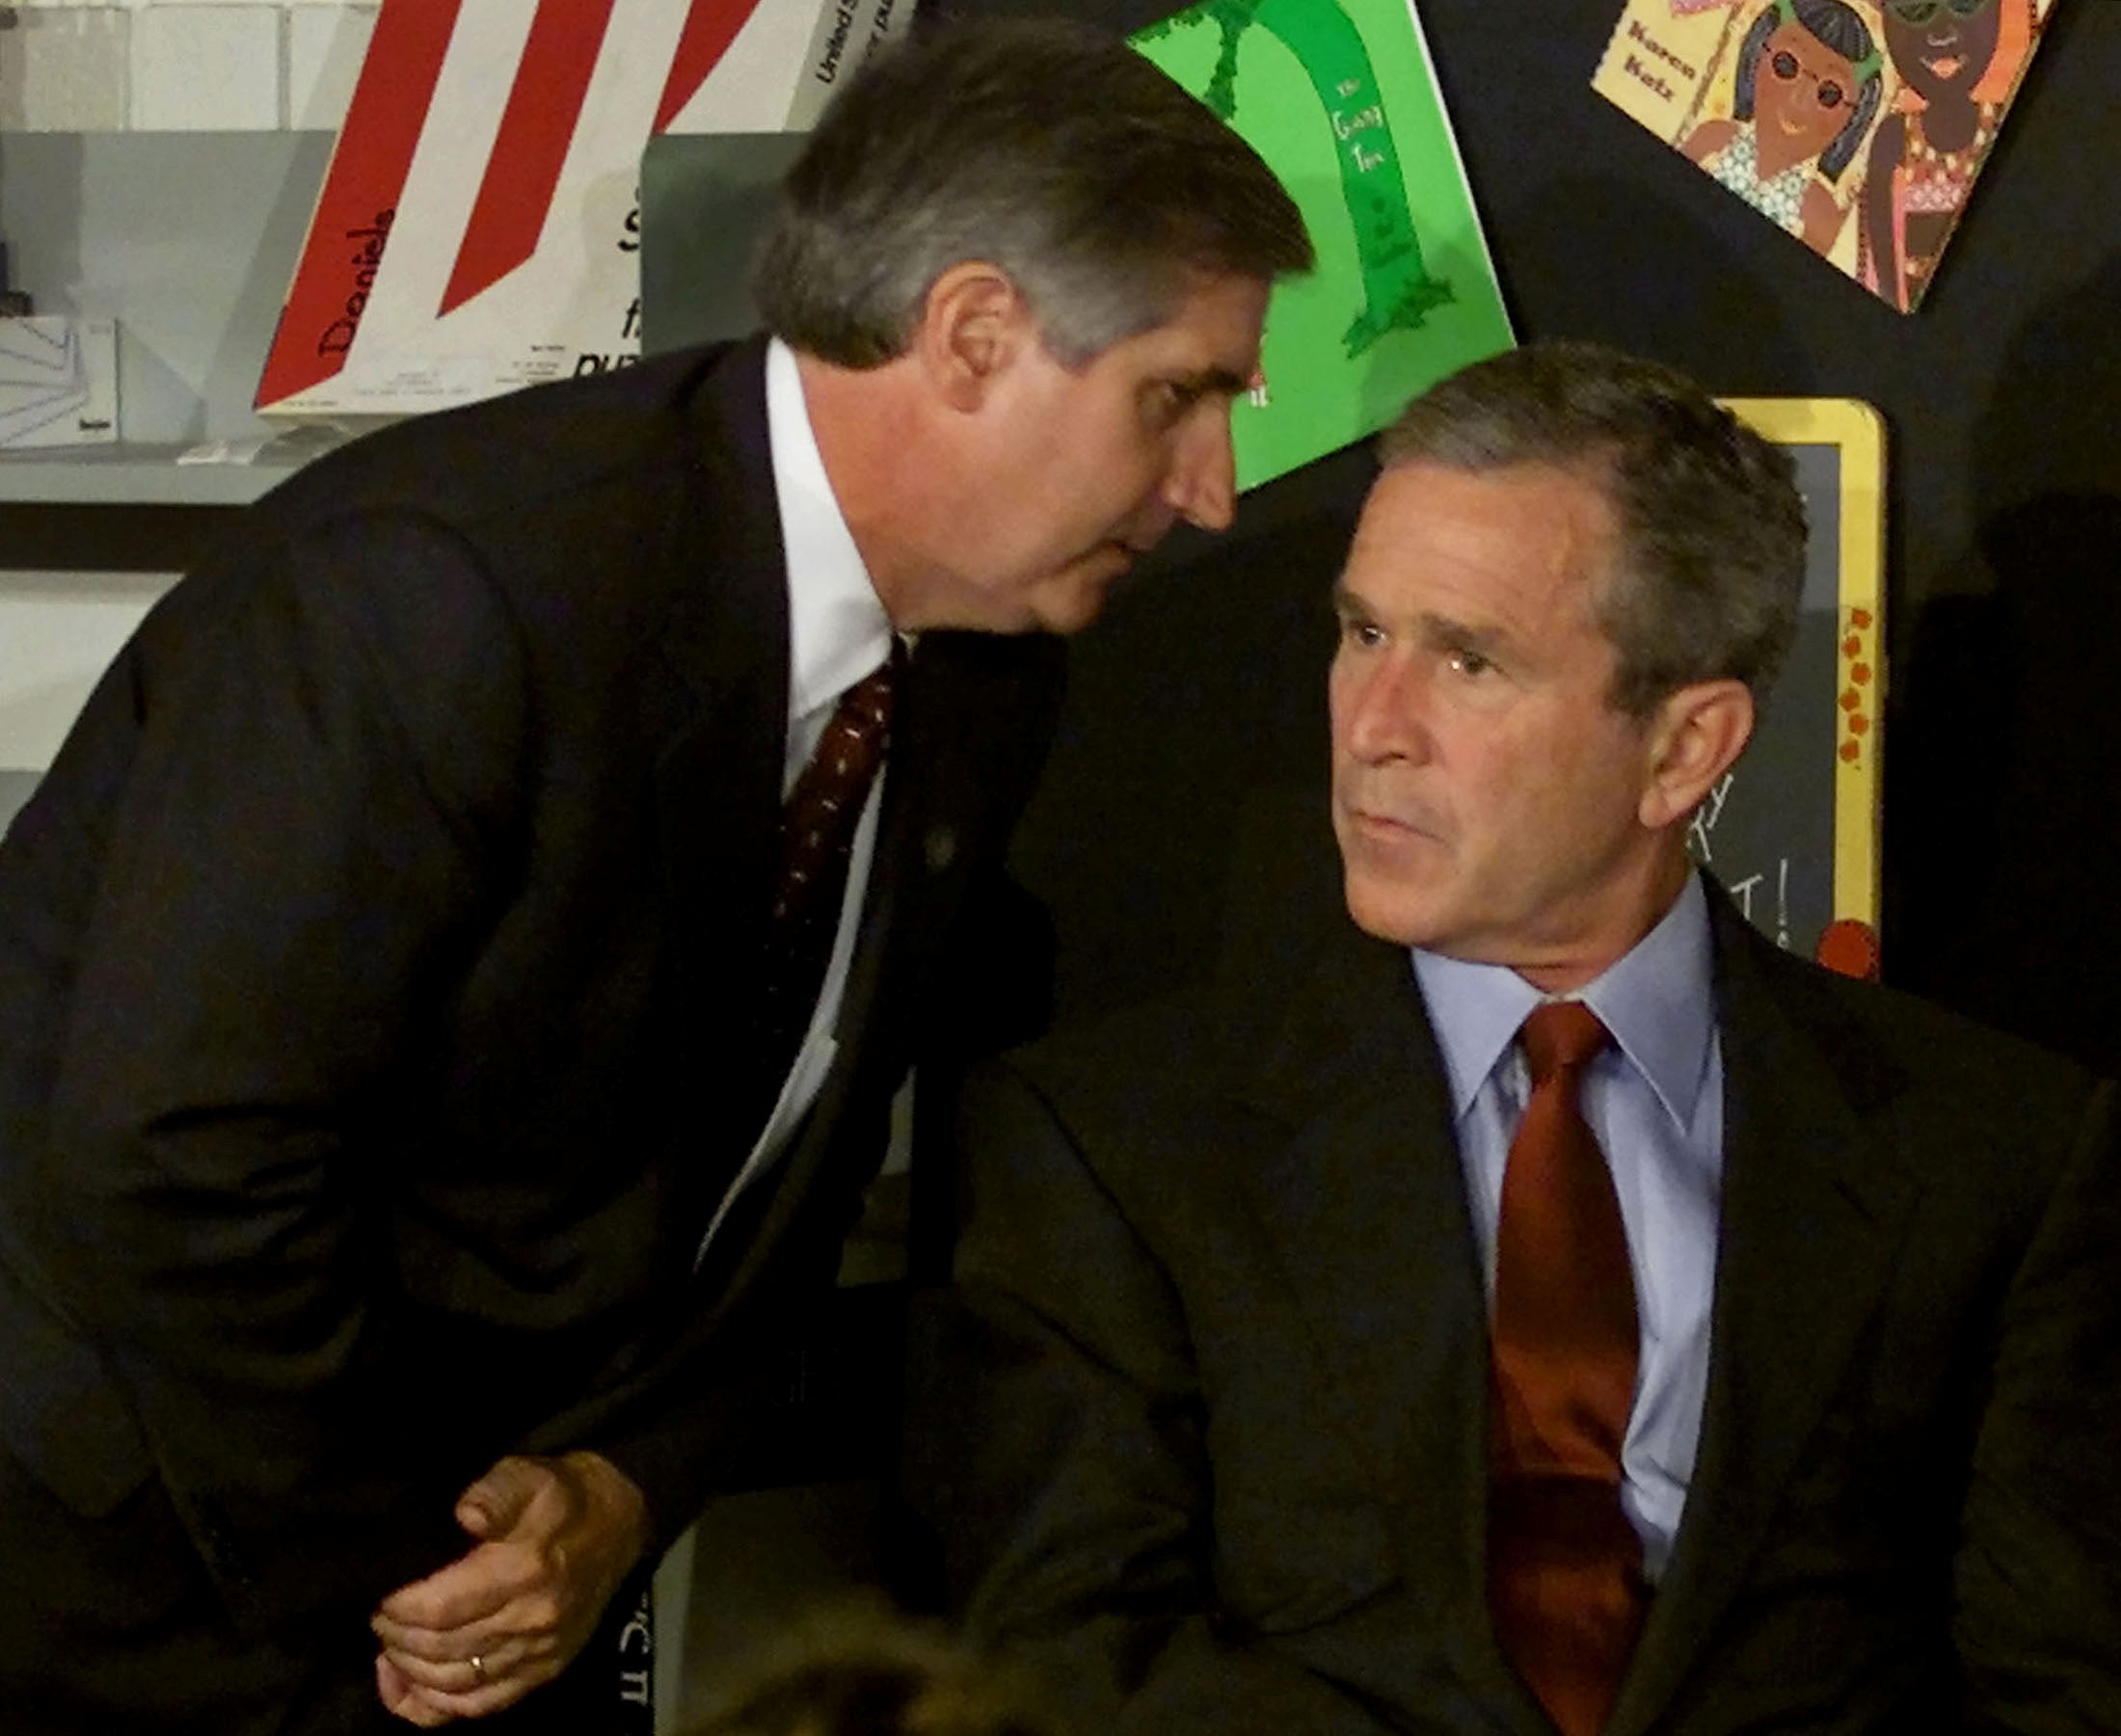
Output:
[1701, 399, 1884, 976]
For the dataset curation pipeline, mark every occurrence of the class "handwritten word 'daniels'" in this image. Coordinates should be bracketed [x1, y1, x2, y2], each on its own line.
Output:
[316, 211, 392, 360]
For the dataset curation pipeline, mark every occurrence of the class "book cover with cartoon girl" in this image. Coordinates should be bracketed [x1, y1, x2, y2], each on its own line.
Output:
[1592, 0, 2051, 310]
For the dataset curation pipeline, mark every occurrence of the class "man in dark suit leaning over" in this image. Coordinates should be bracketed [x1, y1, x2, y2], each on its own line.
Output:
[0, 20, 1310, 1734]
[916, 344, 2121, 1733]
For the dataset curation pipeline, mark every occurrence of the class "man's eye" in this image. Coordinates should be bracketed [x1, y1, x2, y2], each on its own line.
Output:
[1446, 648, 1494, 678]
[1142, 382, 1197, 425]
[1339, 619, 1384, 649]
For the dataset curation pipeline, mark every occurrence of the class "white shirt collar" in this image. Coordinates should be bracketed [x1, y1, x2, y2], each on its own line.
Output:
[764, 337, 893, 730]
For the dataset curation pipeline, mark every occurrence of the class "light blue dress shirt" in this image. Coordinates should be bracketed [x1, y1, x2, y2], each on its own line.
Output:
[1411, 871, 1724, 1581]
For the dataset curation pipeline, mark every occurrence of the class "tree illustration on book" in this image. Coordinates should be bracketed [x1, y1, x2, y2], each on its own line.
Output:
[1132, 0, 1512, 489]
[1141, 0, 1455, 358]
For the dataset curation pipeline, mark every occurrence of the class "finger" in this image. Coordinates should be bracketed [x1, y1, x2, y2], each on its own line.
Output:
[371, 1606, 524, 1664]
[454, 1455, 550, 1539]
[371, 1614, 455, 1660]
[382, 1644, 481, 1696]
[377, 1655, 454, 1729]
[401, 1663, 551, 1723]
[373, 1601, 565, 1669]
[375, 1540, 536, 1630]
[370, 1619, 420, 1656]
[380, 1643, 511, 1696]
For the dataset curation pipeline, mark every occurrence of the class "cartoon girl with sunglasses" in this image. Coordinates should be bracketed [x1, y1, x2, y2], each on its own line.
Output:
[1682, 0, 1885, 256]
[1860, 0, 2034, 309]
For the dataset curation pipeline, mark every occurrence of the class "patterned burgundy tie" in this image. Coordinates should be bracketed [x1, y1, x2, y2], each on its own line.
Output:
[754, 642, 902, 1094]
[1488, 1001, 1647, 1736]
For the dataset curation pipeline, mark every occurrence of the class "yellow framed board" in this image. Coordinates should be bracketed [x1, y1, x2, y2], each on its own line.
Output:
[1700, 396, 1884, 977]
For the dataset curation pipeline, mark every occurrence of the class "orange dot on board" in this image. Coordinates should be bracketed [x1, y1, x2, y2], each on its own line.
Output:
[1840, 689, 1862, 710]
[1850, 608, 1872, 628]
[1849, 712, 1871, 734]
[1815, 918, 1880, 981]
[1852, 663, 1871, 685]
[1843, 636, 1863, 658]
[1839, 740, 1862, 762]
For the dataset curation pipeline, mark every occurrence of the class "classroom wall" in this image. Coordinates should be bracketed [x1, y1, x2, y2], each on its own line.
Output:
[5, 0, 2118, 1065]
[1, 2, 369, 779]
[0, 1, 375, 134]
[945, 0, 2121, 1070]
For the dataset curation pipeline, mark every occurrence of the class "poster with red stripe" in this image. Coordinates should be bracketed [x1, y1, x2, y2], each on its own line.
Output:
[256, 0, 910, 416]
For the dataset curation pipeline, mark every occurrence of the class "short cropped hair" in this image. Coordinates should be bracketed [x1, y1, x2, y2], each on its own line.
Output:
[1380, 343, 1807, 718]
[754, 16, 1312, 368]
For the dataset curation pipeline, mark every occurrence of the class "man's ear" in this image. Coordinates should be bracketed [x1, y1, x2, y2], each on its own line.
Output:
[1638, 678, 1755, 832]
[908, 261, 1037, 413]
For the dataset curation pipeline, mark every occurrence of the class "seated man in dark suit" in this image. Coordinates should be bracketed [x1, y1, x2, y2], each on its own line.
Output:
[0, 19, 1310, 1735]
[915, 344, 2121, 1734]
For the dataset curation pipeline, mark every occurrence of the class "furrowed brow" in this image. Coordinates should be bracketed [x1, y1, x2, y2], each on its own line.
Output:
[1420, 612, 1511, 662]
[1330, 581, 1375, 623]
[1176, 364, 1251, 397]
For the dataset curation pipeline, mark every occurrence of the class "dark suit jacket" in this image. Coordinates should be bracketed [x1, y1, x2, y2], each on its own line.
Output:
[0, 340, 1060, 1717]
[914, 886, 2121, 1734]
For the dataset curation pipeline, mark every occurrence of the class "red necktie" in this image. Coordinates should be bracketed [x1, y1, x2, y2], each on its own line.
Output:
[754, 644, 901, 1097]
[1488, 1001, 1646, 1736]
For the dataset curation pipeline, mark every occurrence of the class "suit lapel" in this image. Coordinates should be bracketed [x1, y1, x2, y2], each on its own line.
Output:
[699, 635, 969, 1303]
[1239, 923, 1533, 1719]
[833, 634, 959, 1053]
[651, 338, 791, 1122]
[1610, 898, 1920, 1736]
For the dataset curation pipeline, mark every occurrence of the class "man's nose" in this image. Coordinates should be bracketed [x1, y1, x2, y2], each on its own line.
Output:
[1339, 654, 1431, 763]
[1165, 410, 1238, 533]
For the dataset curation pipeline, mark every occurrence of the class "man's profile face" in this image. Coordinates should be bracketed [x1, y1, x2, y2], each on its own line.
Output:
[1329, 459, 1674, 991]
[942, 271, 1270, 634]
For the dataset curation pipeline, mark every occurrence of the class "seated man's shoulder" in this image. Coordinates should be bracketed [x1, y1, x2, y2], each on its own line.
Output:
[976, 974, 1298, 1198]
[1736, 921, 2109, 1181]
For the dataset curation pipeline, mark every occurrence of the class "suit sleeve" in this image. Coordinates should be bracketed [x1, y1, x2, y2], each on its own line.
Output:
[908, 1061, 1403, 1736]
[26, 513, 529, 1635]
[1953, 1077, 2121, 1730]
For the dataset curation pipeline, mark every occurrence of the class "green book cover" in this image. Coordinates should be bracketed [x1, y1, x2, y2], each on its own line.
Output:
[1133, 0, 1514, 490]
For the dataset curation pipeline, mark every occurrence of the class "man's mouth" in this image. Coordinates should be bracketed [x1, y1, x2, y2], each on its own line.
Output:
[1924, 53, 1966, 78]
[1343, 802, 1441, 847]
[1070, 540, 1135, 573]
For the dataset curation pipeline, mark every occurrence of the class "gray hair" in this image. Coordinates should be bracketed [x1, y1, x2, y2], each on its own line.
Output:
[1379, 342, 1806, 718]
[753, 16, 1312, 368]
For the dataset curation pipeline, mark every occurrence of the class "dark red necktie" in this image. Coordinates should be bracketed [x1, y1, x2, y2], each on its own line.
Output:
[1488, 1001, 1647, 1736]
[754, 644, 901, 1094]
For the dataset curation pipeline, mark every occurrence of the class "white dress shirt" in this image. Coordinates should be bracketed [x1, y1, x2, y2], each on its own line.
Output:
[697, 338, 895, 1261]
[1411, 871, 1726, 1579]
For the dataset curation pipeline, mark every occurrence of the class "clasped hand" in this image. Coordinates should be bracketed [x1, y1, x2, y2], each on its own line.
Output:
[370, 1450, 649, 1725]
